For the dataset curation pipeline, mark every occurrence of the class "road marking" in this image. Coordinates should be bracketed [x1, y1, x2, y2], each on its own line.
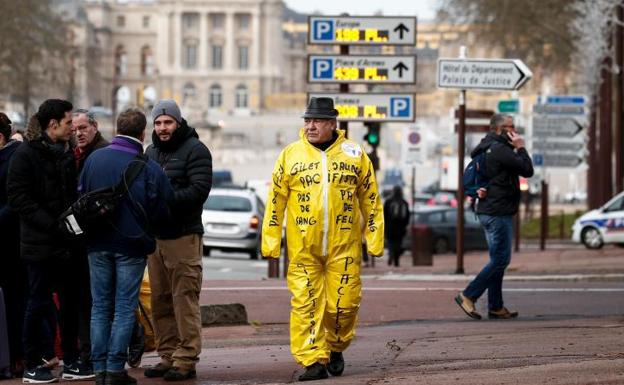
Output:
[362, 273, 624, 282]
[218, 268, 233, 273]
[201, 287, 624, 293]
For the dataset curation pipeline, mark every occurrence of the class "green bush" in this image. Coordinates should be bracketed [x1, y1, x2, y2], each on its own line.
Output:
[520, 212, 583, 239]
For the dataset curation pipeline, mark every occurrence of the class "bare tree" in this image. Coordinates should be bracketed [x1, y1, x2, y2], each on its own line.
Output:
[0, 0, 70, 117]
[436, 0, 578, 72]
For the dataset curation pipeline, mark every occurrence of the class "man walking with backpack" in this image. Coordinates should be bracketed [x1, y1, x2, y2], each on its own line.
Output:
[455, 114, 533, 320]
[79, 108, 172, 385]
[383, 185, 410, 267]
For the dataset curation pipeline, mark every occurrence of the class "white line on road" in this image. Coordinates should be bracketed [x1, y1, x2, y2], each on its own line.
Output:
[201, 287, 624, 293]
[362, 273, 624, 282]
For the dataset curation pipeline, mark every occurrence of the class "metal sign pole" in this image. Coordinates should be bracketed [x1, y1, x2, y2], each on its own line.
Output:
[455, 46, 467, 275]
[339, 44, 349, 137]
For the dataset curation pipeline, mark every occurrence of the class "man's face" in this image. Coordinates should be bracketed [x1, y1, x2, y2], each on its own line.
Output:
[72, 113, 98, 149]
[304, 118, 335, 144]
[498, 116, 516, 138]
[48, 111, 73, 142]
[154, 115, 178, 142]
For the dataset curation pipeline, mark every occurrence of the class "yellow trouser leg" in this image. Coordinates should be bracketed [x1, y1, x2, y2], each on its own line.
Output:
[323, 247, 362, 353]
[287, 258, 330, 367]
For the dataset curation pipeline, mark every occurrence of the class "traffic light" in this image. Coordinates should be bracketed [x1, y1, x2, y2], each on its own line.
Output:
[363, 122, 380, 148]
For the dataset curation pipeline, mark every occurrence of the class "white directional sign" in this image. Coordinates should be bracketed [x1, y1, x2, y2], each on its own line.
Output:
[437, 58, 532, 91]
[533, 117, 583, 138]
[307, 93, 415, 122]
[533, 153, 584, 168]
[533, 104, 586, 116]
[308, 55, 416, 84]
[532, 140, 585, 152]
[308, 16, 416, 45]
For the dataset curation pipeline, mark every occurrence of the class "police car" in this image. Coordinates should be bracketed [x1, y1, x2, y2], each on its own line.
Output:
[572, 191, 624, 249]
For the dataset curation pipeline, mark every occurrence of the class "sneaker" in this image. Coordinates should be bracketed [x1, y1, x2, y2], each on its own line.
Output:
[326, 352, 344, 376]
[22, 366, 58, 384]
[144, 362, 171, 378]
[40, 358, 59, 370]
[62, 360, 95, 381]
[104, 371, 136, 385]
[488, 307, 519, 319]
[298, 363, 328, 382]
[163, 367, 196, 382]
[454, 292, 482, 320]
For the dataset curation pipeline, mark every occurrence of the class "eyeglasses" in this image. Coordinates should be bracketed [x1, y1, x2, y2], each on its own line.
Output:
[501, 124, 515, 128]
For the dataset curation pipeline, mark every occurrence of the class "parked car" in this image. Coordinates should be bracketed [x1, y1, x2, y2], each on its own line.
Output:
[212, 170, 233, 186]
[572, 190, 624, 249]
[202, 186, 264, 259]
[426, 191, 459, 208]
[402, 206, 488, 254]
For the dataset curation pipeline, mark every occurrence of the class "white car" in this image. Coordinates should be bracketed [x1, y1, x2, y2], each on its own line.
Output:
[572, 191, 624, 249]
[202, 187, 265, 259]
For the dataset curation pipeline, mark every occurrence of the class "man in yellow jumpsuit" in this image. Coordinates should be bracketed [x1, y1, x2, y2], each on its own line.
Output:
[261, 97, 384, 381]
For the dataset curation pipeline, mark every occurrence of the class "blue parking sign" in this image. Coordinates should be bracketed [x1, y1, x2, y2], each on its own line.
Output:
[311, 58, 333, 80]
[313, 20, 334, 41]
[390, 97, 411, 118]
[533, 153, 544, 166]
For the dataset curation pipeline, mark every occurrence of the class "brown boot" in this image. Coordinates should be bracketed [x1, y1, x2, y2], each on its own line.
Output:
[488, 307, 518, 319]
[454, 292, 482, 320]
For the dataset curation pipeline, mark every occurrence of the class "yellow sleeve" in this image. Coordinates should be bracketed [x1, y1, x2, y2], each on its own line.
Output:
[357, 152, 384, 256]
[261, 150, 289, 258]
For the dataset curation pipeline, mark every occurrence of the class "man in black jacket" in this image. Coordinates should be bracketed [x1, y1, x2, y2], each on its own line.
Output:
[72, 109, 109, 172]
[143, 100, 212, 381]
[383, 185, 410, 267]
[7, 99, 93, 383]
[455, 114, 534, 320]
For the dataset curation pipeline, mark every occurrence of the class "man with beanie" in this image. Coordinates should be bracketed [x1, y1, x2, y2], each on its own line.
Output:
[144, 100, 212, 381]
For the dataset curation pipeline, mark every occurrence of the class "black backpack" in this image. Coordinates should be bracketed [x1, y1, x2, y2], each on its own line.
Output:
[61, 155, 147, 234]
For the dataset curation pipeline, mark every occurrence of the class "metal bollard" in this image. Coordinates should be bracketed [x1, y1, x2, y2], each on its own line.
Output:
[411, 224, 433, 266]
[268, 258, 279, 278]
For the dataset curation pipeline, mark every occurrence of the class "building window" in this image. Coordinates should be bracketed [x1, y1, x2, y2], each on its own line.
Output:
[183, 13, 199, 30]
[237, 14, 250, 31]
[183, 41, 198, 69]
[140, 46, 154, 76]
[183, 83, 196, 105]
[211, 45, 223, 69]
[235, 84, 248, 108]
[116, 15, 125, 27]
[115, 45, 127, 76]
[143, 15, 150, 28]
[210, 13, 224, 30]
[209, 84, 222, 107]
[238, 45, 249, 70]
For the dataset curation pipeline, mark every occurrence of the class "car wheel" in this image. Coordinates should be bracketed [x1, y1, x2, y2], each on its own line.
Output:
[433, 237, 449, 254]
[581, 227, 603, 249]
[203, 246, 211, 257]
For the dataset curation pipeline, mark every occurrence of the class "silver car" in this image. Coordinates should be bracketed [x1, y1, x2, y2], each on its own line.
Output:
[202, 187, 265, 259]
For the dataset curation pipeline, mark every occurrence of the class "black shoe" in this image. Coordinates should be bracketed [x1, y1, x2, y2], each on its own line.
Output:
[95, 372, 106, 385]
[22, 366, 58, 383]
[144, 363, 171, 378]
[298, 363, 328, 382]
[104, 371, 136, 385]
[127, 321, 145, 368]
[163, 367, 196, 382]
[62, 360, 95, 381]
[327, 352, 344, 376]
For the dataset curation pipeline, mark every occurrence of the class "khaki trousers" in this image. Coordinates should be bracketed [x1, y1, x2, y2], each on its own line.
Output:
[148, 234, 203, 370]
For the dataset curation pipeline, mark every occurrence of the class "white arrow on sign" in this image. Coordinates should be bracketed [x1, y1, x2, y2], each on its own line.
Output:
[532, 117, 583, 137]
[437, 58, 532, 91]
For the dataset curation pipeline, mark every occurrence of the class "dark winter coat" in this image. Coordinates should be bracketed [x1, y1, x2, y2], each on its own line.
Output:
[0, 140, 21, 260]
[383, 193, 410, 241]
[146, 119, 212, 239]
[79, 136, 173, 258]
[7, 133, 78, 261]
[471, 132, 534, 216]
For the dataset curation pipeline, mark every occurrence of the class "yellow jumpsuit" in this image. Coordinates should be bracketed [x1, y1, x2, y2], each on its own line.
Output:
[261, 129, 384, 367]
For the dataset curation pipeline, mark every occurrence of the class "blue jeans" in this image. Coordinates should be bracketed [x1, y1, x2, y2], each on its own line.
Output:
[89, 251, 145, 373]
[463, 214, 513, 311]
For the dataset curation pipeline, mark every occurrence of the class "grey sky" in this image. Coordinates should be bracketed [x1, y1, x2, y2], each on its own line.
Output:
[284, 0, 439, 21]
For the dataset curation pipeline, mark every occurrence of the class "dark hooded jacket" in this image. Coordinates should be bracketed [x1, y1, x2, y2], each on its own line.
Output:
[0, 140, 21, 259]
[471, 132, 534, 216]
[146, 118, 212, 239]
[383, 186, 410, 241]
[7, 118, 78, 261]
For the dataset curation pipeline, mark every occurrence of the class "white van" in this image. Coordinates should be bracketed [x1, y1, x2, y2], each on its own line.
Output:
[572, 191, 624, 249]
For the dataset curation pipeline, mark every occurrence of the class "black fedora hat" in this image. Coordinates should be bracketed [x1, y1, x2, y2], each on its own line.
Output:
[302, 97, 339, 119]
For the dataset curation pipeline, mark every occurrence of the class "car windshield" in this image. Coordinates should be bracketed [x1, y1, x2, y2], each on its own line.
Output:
[204, 195, 252, 212]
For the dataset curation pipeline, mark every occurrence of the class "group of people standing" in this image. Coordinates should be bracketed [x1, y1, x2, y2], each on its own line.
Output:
[0, 99, 212, 385]
[0, 95, 532, 384]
